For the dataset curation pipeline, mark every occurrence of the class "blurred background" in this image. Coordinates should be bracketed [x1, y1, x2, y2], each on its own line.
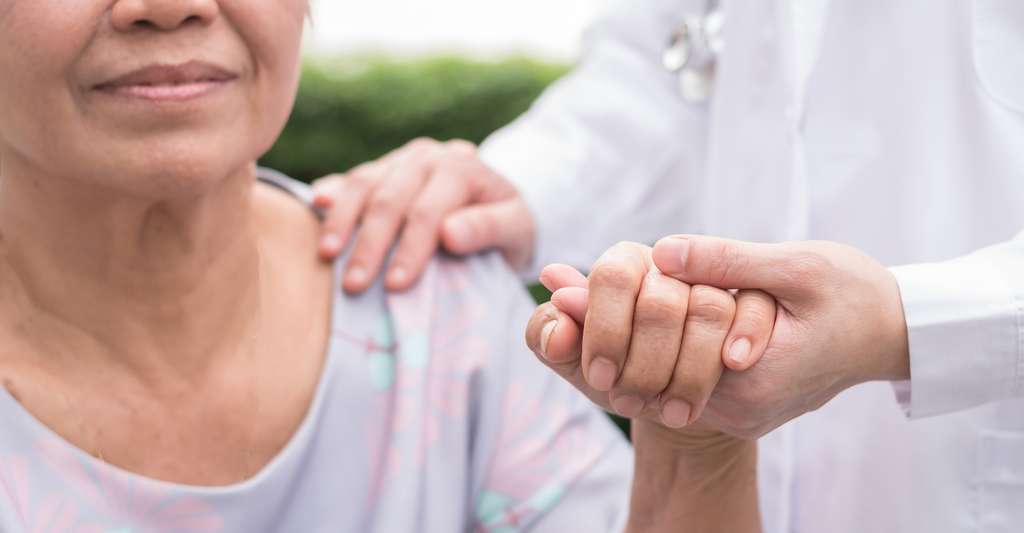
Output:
[304, 0, 612, 60]
[260, 0, 613, 181]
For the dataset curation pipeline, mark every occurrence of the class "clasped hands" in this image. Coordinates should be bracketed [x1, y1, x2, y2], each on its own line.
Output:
[525, 235, 912, 448]
[310, 137, 911, 452]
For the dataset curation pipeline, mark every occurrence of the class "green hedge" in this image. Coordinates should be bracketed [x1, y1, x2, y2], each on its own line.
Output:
[260, 55, 568, 182]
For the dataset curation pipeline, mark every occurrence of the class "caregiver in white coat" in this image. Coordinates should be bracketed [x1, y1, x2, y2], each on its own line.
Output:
[312, 0, 1024, 531]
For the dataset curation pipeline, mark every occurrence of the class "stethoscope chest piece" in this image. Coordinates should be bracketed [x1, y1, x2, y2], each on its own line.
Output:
[663, 7, 724, 103]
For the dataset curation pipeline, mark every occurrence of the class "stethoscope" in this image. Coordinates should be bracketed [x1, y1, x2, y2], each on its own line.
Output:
[662, 0, 724, 103]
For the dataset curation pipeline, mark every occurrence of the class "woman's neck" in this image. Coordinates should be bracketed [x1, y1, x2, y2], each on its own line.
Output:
[0, 159, 266, 380]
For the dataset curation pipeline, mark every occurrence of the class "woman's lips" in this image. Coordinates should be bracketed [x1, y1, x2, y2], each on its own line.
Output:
[99, 80, 231, 102]
[93, 61, 238, 103]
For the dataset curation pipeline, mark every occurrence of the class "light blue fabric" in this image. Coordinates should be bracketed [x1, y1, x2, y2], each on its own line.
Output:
[0, 173, 632, 533]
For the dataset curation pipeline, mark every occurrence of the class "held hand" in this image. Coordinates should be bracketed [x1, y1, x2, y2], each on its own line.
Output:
[311, 138, 535, 293]
[525, 242, 778, 431]
[647, 235, 910, 438]
[526, 244, 768, 531]
[539, 235, 910, 441]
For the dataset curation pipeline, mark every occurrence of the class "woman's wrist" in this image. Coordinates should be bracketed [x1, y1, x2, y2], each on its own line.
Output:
[626, 420, 761, 533]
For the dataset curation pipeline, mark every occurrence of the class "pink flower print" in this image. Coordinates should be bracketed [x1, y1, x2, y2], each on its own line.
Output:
[127, 498, 225, 533]
[33, 438, 225, 533]
[366, 257, 513, 499]
[367, 314, 489, 487]
[484, 383, 571, 497]
[0, 453, 84, 533]
[475, 382, 607, 531]
[433, 257, 474, 291]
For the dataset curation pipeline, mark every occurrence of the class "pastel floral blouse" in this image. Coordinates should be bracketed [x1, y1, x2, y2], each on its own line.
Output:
[0, 172, 633, 533]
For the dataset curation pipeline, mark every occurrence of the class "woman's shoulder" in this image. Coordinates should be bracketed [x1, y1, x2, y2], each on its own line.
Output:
[400, 250, 529, 318]
[252, 169, 323, 260]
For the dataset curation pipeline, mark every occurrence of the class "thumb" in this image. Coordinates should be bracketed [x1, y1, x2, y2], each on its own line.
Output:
[652, 235, 817, 299]
[441, 198, 534, 268]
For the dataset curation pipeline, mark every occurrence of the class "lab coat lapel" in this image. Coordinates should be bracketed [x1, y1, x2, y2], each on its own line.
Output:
[701, 0, 830, 243]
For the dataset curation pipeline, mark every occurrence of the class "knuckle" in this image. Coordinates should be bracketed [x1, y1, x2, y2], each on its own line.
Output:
[407, 137, 437, 152]
[690, 240, 745, 286]
[406, 202, 441, 228]
[634, 292, 686, 328]
[455, 212, 487, 240]
[589, 262, 644, 293]
[444, 139, 478, 156]
[687, 285, 736, 325]
[620, 371, 672, 398]
[346, 167, 379, 188]
[433, 157, 474, 182]
[314, 173, 344, 188]
[613, 240, 648, 256]
[367, 191, 402, 215]
[734, 292, 776, 329]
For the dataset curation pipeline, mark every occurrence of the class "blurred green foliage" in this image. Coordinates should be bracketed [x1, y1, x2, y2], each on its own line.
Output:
[260, 55, 569, 182]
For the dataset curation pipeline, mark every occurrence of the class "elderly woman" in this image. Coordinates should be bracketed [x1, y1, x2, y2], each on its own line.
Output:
[0, 1, 765, 531]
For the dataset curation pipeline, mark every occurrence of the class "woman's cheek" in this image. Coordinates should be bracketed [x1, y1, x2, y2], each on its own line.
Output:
[0, 3, 93, 154]
[228, 1, 306, 158]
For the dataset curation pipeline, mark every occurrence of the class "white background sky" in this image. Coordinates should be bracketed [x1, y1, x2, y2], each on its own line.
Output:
[304, 0, 614, 60]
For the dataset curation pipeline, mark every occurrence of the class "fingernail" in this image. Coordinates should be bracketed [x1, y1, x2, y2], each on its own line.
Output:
[588, 358, 619, 391]
[611, 395, 645, 417]
[658, 236, 690, 274]
[320, 233, 342, 253]
[346, 266, 368, 287]
[312, 194, 334, 209]
[661, 400, 692, 429]
[388, 266, 408, 287]
[728, 337, 752, 366]
[539, 319, 558, 359]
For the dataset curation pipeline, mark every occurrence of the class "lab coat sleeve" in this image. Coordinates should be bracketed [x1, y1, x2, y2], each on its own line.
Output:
[890, 230, 1024, 418]
[479, 0, 712, 278]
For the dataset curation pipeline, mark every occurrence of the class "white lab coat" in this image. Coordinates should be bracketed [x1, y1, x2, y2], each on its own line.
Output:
[481, 0, 1024, 531]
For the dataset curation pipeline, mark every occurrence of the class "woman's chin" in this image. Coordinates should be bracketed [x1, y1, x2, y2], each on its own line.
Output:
[45, 131, 267, 201]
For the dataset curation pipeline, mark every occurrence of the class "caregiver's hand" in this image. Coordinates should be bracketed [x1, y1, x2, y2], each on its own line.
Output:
[311, 138, 535, 293]
[546, 235, 911, 439]
[526, 242, 778, 430]
[525, 246, 765, 531]
[655, 235, 910, 438]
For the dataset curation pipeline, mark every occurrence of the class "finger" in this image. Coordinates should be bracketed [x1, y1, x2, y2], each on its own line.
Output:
[539, 264, 589, 293]
[581, 242, 650, 393]
[723, 290, 777, 371]
[525, 303, 611, 412]
[315, 173, 375, 260]
[609, 269, 689, 418]
[384, 166, 473, 291]
[343, 145, 440, 293]
[441, 197, 535, 269]
[658, 285, 735, 429]
[526, 303, 583, 368]
[652, 235, 817, 299]
[550, 286, 588, 324]
[311, 174, 343, 210]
